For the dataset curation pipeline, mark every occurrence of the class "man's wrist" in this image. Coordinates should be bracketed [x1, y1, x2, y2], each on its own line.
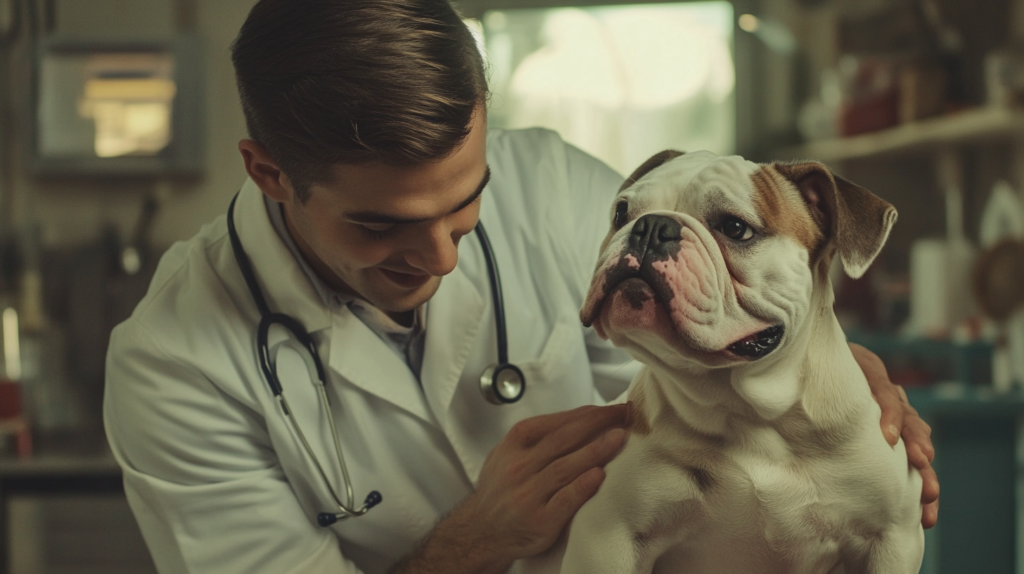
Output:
[391, 499, 514, 574]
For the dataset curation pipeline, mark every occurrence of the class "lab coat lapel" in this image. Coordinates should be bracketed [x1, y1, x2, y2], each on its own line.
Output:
[328, 308, 435, 425]
[232, 179, 332, 333]
[420, 264, 485, 431]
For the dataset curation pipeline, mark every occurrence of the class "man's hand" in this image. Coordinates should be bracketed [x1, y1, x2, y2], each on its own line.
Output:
[850, 343, 940, 529]
[392, 404, 628, 574]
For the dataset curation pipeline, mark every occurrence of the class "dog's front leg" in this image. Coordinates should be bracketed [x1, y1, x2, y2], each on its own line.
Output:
[860, 526, 924, 574]
[558, 441, 698, 574]
[559, 487, 665, 574]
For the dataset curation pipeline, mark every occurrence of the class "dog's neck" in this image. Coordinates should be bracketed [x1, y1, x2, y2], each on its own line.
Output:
[640, 276, 874, 441]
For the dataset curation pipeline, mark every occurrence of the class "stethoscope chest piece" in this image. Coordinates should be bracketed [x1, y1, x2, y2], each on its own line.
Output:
[480, 363, 526, 405]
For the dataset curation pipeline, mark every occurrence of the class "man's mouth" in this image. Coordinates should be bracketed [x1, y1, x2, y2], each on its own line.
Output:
[727, 325, 785, 359]
[379, 268, 431, 289]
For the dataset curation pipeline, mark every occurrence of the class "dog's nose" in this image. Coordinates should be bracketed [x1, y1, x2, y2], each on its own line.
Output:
[630, 214, 682, 259]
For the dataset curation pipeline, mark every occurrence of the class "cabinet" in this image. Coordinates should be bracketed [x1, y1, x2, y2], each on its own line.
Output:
[907, 386, 1024, 574]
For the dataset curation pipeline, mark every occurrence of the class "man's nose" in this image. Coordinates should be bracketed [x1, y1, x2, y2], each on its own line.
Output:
[408, 222, 462, 276]
[630, 214, 682, 261]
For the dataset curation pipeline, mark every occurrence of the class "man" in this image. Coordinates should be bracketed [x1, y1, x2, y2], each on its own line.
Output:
[104, 1, 938, 573]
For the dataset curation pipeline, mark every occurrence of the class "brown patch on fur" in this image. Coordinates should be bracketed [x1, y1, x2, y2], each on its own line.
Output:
[620, 150, 686, 192]
[772, 161, 897, 280]
[750, 166, 826, 258]
[626, 393, 652, 436]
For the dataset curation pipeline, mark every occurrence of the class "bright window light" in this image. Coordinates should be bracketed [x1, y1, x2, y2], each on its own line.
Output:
[480, 2, 734, 176]
[39, 51, 176, 159]
[738, 14, 760, 33]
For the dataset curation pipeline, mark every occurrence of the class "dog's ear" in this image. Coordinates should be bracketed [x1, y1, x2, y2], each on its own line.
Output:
[774, 162, 897, 279]
[620, 150, 685, 192]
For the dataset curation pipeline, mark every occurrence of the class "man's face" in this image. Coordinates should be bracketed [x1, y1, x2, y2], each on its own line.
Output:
[280, 111, 488, 313]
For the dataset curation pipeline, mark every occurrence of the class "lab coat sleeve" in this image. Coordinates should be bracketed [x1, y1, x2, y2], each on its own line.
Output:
[104, 319, 365, 574]
[560, 140, 642, 404]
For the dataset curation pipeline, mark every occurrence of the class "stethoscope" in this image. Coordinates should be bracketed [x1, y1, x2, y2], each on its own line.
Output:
[226, 194, 525, 526]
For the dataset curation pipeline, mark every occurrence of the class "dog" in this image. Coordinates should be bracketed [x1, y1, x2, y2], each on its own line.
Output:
[526, 150, 923, 574]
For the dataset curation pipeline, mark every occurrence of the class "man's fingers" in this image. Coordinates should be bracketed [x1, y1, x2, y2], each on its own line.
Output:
[544, 466, 606, 524]
[851, 343, 903, 447]
[905, 427, 934, 468]
[917, 455, 939, 529]
[537, 428, 626, 500]
[876, 390, 903, 447]
[507, 404, 626, 448]
[918, 463, 939, 505]
[906, 443, 928, 470]
[531, 405, 627, 465]
[921, 436, 935, 463]
[922, 499, 939, 529]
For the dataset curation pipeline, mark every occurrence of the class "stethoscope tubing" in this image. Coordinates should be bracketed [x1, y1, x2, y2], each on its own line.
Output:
[472, 223, 509, 365]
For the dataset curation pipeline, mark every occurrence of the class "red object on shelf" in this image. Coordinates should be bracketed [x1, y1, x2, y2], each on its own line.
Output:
[840, 90, 900, 137]
[889, 368, 933, 388]
[0, 380, 31, 457]
[0, 381, 20, 419]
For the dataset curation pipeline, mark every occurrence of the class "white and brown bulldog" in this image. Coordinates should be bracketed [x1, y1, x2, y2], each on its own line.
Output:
[533, 150, 923, 573]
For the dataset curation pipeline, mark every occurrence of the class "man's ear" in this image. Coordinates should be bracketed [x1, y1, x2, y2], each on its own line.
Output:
[620, 150, 685, 192]
[774, 162, 897, 279]
[238, 139, 293, 204]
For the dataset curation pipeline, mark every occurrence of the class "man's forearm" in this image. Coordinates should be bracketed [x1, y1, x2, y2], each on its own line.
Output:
[390, 505, 514, 574]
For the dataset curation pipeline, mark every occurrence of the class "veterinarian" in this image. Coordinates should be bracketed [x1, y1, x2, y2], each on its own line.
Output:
[103, 1, 939, 573]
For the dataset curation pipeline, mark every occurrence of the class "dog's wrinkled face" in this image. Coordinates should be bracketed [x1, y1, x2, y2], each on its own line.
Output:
[581, 150, 895, 371]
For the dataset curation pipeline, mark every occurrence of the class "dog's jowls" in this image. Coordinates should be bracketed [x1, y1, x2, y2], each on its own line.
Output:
[524, 150, 922, 574]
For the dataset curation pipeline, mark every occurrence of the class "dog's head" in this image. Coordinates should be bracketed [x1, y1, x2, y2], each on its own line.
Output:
[581, 150, 896, 371]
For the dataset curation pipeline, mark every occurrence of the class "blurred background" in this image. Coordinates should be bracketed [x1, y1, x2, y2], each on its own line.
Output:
[0, 0, 1021, 572]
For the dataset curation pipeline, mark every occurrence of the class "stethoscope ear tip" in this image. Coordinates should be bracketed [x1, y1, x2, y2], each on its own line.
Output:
[316, 491, 383, 527]
[317, 513, 340, 527]
[365, 491, 383, 509]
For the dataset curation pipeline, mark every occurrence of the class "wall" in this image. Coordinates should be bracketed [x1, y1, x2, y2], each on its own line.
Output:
[1, 0, 254, 252]
[0, 2, 256, 572]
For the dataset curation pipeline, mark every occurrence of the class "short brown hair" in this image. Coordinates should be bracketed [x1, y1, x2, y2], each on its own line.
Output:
[231, 0, 488, 199]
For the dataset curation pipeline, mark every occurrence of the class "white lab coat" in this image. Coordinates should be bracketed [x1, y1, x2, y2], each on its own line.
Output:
[104, 127, 638, 574]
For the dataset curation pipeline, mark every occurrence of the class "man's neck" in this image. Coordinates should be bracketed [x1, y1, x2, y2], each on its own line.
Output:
[389, 309, 415, 328]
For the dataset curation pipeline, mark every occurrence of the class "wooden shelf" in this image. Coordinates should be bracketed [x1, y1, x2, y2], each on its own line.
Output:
[779, 107, 1024, 163]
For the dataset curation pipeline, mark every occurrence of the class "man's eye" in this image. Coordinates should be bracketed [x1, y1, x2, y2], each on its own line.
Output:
[718, 217, 754, 241]
[613, 201, 629, 229]
[358, 223, 395, 240]
[360, 223, 395, 232]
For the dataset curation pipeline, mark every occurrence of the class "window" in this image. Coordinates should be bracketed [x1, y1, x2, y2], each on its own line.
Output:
[478, 2, 735, 176]
[39, 51, 176, 159]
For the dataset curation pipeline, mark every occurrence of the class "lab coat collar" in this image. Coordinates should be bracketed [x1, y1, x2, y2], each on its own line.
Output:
[419, 261, 486, 427]
[327, 308, 436, 425]
[327, 261, 486, 429]
[233, 179, 333, 333]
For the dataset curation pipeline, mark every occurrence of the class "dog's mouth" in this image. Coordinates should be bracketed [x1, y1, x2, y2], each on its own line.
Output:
[726, 325, 785, 360]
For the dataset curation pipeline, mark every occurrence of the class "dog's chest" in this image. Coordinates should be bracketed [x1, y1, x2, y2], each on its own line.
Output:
[631, 429, 865, 573]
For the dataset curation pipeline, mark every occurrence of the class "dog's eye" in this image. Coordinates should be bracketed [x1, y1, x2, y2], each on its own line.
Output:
[613, 201, 629, 229]
[719, 217, 754, 241]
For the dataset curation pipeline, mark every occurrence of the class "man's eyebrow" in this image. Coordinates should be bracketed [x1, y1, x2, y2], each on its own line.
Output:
[346, 167, 491, 225]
